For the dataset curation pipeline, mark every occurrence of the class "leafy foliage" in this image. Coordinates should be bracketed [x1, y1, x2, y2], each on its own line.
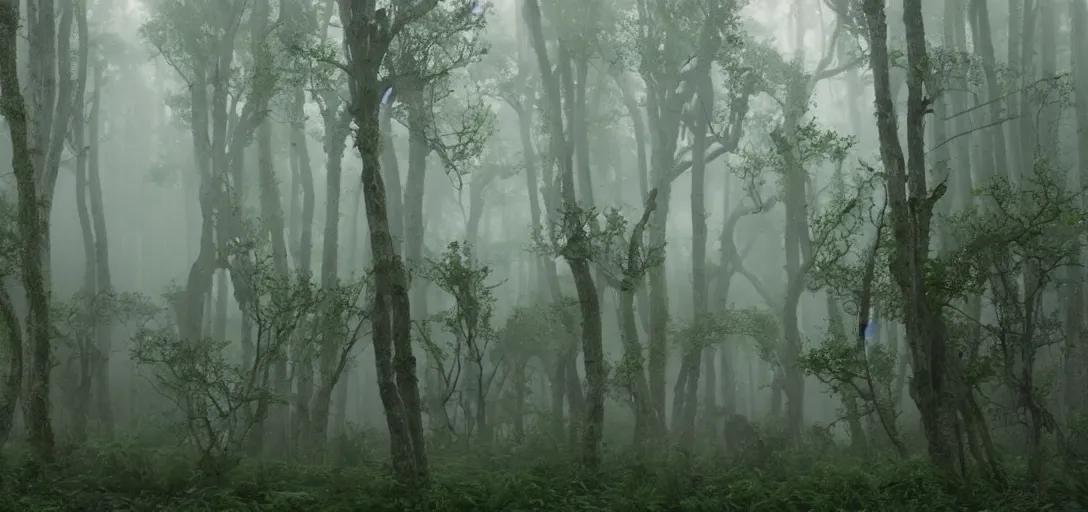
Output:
[129, 239, 331, 475]
[2, 439, 1084, 511]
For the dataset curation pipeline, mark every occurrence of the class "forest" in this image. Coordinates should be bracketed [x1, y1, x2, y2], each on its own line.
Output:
[0, 0, 1087, 509]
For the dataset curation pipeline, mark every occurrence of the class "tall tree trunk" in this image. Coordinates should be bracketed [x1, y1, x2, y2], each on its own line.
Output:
[337, 0, 432, 484]
[401, 88, 435, 429]
[23, 0, 79, 463]
[677, 74, 713, 449]
[71, 1, 94, 442]
[87, 63, 114, 437]
[524, 0, 605, 469]
[863, 0, 967, 476]
[1065, 0, 1088, 432]
[308, 93, 347, 454]
[313, 92, 351, 445]
[291, 89, 316, 275]
[287, 87, 317, 450]
[968, 0, 1012, 184]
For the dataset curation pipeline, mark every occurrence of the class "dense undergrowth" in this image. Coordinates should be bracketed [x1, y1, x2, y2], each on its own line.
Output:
[1, 434, 1085, 512]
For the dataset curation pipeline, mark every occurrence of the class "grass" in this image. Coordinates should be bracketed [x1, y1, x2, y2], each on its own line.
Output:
[0, 436, 1084, 511]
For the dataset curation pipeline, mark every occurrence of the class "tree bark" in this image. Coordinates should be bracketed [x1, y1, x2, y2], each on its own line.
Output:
[337, 0, 433, 483]
[16, 0, 74, 463]
[1065, 0, 1088, 430]
[863, 0, 967, 476]
[87, 62, 114, 437]
[524, 0, 605, 469]
[0, 282, 22, 451]
[677, 74, 713, 450]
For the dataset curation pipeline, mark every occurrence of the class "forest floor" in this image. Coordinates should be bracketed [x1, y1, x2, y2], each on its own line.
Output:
[1, 437, 1085, 511]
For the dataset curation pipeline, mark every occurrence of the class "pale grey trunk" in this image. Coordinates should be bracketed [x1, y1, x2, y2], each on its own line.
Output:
[88, 61, 114, 437]
[676, 74, 713, 449]
[524, 0, 605, 468]
[1065, 0, 1088, 431]
[967, 0, 1012, 185]
[401, 91, 433, 432]
[70, 5, 93, 441]
[309, 115, 345, 455]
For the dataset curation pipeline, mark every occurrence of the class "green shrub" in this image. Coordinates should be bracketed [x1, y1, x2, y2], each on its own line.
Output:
[0, 437, 1083, 511]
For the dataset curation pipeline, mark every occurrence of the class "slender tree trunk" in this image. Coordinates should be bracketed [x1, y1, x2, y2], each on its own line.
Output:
[617, 192, 663, 448]
[70, 16, 93, 440]
[70, 0, 92, 407]
[19, 0, 76, 463]
[1065, 0, 1088, 431]
[87, 63, 114, 437]
[524, 0, 605, 468]
[0, 283, 22, 451]
[291, 89, 316, 275]
[863, 0, 967, 476]
[309, 98, 345, 453]
[678, 74, 713, 449]
[338, 0, 430, 481]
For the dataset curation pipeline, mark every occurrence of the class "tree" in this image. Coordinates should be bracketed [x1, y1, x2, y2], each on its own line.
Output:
[335, 0, 439, 483]
[424, 241, 501, 444]
[70, 0, 117, 438]
[594, 189, 664, 447]
[862, 0, 968, 476]
[0, 192, 21, 451]
[142, 0, 274, 344]
[0, 0, 59, 463]
[523, 0, 606, 470]
[132, 237, 330, 476]
[1067, 0, 1088, 435]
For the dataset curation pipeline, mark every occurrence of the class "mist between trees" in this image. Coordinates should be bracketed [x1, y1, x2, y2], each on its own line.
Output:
[0, 0, 1086, 509]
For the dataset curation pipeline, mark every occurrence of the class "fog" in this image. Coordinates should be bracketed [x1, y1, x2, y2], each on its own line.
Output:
[0, 0, 1087, 509]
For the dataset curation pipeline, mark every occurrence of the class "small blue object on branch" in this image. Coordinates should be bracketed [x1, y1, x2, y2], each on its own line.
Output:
[381, 87, 393, 104]
[470, 1, 483, 15]
[862, 320, 876, 341]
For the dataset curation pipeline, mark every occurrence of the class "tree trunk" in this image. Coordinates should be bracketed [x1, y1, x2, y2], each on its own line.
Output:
[291, 89, 316, 275]
[337, 0, 432, 483]
[309, 95, 346, 453]
[1066, 0, 1088, 432]
[11, 0, 69, 463]
[618, 192, 663, 448]
[677, 74, 713, 450]
[0, 283, 22, 451]
[70, 0, 93, 440]
[863, 0, 967, 476]
[772, 110, 811, 440]
[524, 0, 605, 469]
[87, 63, 114, 437]
[967, 0, 1012, 185]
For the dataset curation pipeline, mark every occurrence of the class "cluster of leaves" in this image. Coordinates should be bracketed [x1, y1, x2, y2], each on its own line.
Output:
[805, 172, 900, 316]
[799, 325, 899, 416]
[529, 203, 601, 261]
[671, 308, 779, 355]
[594, 205, 666, 287]
[52, 290, 164, 380]
[422, 241, 502, 370]
[53, 290, 162, 337]
[381, 1, 496, 179]
[130, 237, 341, 473]
[941, 171, 1088, 302]
[496, 298, 578, 360]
